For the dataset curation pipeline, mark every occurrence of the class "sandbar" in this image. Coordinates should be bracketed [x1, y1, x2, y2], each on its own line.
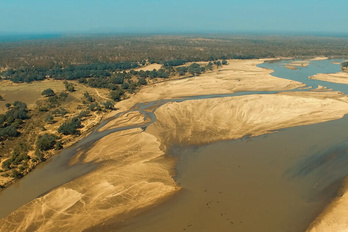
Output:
[310, 72, 348, 84]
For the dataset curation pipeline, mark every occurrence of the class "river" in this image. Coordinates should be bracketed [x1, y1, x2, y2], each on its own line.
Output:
[0, 58, 347, 231]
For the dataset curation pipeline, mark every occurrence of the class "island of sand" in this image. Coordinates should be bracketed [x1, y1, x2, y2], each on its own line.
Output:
[310, 72, 348, 84]
[1, 60, 348, 231]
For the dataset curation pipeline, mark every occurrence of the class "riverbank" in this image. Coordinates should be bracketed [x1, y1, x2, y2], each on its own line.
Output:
[306, 177, 348, 232]
[1, 59, 348, 231]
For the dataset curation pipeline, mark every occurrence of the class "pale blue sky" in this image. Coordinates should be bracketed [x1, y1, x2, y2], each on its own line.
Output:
[0, 0, 347, 34]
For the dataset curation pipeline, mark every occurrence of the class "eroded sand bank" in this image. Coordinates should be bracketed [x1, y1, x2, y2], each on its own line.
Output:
[1, 59, 348, 231]
[306, 178, 348, 232]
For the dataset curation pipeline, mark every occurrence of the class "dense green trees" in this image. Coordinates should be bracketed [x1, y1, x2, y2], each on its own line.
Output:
[2, 35, 347, 73]
[2, 61, 139, 83]
[342, 61, 348, 70]
[137, 77, 147, 86]
[176, 66, 188, 75]
[36, 133, 58, 151]
[0, 125, 18, 140]
[58, 117, 81, 135]
[1, 149, 29, 173]
[110, 89, 124, 102]
[163, 59, 187, 67]
[0, 101, 28, 141]
[188, 63, 201, 76]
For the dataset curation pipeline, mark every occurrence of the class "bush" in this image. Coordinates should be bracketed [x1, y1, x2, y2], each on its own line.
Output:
[59, 91, 69, 101]
[78, 110, 90, 119]
[52, 108, 67, 116]
[58, 117, 81, 135]
[11, 169, 22, 179]
[137, 77, 147, 86]
[41, 88, 55, 97]
[1, 159, 11, 170]
[84, 92, 95, 102]
[121, 82, 129, 89]
[0, 125, 19, 140]
[188, 63, 201, 76]
[103, 101, 114, 110]
[35, 150, 45, 161]
[110, 89, 124, 102]
[176, 66, 188, 75]
[36, 133, 58, 151]
[45, 114, 54, 124]
[64, 81, 75, 92]
[88, 103, 101, 111]
[55, 140, 63, 150]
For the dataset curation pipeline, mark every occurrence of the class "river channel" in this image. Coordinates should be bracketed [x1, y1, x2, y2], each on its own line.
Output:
[0, 58, 347, 232]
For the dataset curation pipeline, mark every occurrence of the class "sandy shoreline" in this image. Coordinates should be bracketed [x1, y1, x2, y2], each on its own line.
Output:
[306, 177, 348, 232]
[1, 59, 348, 231]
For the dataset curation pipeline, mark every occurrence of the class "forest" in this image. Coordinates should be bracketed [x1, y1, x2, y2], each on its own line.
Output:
[1, 35, 348, 70]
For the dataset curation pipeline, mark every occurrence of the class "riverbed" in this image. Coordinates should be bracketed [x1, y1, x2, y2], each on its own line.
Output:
[1, 58, 348, 232]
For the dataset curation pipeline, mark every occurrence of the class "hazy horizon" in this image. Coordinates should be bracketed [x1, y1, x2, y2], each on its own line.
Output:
[1, 0, 347, 36]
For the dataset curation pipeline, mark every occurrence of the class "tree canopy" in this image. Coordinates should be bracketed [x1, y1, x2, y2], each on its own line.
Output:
[36, 133, 58, 151]
[41, 88, 55, 97]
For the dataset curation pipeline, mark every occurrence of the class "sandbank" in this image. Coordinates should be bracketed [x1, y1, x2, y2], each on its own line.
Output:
[116, 59, 304, 112]
[283, 60, 310, 70]
[310, 72, 348, 84]
[310, 57, 328, 61]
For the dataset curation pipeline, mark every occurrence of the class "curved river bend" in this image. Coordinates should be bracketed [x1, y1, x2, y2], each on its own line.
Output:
[0, 58, 347, 231]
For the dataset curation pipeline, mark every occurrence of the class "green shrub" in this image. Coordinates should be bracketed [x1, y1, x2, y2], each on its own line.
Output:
[41, 88, 55, 97]
[36, 133, 58, 151]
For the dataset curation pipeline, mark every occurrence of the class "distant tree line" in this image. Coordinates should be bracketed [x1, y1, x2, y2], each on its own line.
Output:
[1, 35, 347, 70]
[163, 59, 187, 67]
[1, 61, 139, 83]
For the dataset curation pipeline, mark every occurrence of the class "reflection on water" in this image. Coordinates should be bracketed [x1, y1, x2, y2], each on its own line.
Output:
[118, 115, 348, 232]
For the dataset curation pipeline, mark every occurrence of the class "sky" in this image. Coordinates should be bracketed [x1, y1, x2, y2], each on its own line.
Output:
[0, 0, 348, 35]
